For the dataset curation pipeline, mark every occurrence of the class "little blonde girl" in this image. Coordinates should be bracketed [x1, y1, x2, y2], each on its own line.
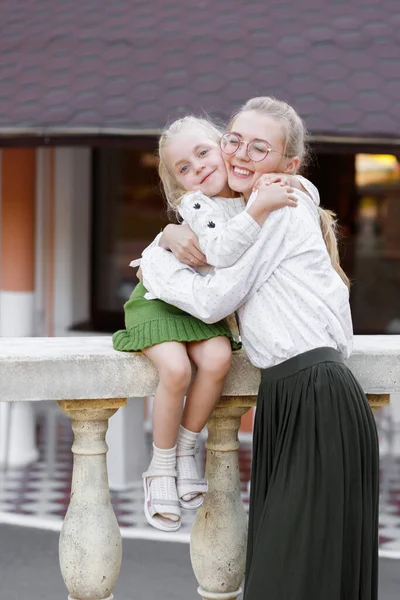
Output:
[113, 116, 315, 532]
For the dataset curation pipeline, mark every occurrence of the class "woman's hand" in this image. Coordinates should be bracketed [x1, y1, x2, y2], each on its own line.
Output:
[159, 223, 208, 267]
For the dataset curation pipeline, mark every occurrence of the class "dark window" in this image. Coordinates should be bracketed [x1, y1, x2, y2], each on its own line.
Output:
[308, 150, 400, 334]
[90, 141, 400, 336]
[91, 142, 168, 332]
[352, 154, 400, 334]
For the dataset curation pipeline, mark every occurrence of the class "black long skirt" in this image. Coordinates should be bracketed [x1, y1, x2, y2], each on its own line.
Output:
[244, 347, 379, 600]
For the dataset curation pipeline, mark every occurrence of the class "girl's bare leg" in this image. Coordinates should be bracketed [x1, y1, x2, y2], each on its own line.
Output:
[142, 341, 192, 530]
[183, 336, 232, 431]
[143, 341, 192, 448]
[176, 336, 232, 507]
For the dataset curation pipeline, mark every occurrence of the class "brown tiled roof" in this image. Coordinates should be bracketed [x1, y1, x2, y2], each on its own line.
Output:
[0, 0, 399, 139]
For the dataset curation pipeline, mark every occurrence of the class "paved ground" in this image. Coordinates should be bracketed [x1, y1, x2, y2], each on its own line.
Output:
[0, 524, 399, 599]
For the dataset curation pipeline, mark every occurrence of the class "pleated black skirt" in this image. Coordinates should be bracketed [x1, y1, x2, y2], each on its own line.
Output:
[244, 347, 379, 600]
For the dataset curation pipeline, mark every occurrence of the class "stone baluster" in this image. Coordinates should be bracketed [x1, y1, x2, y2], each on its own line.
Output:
[191, 396, 255, 600]
[58, 399, 126, 600]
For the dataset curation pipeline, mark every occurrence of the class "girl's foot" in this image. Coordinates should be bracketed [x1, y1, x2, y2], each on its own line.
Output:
[142, 469, 181, 532]
[142, 444, 181, 532]
[176, 426, 208, 510]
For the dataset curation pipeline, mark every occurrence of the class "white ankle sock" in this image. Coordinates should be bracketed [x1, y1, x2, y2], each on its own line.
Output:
[177, 425, 199, 452]
[150, 443, 177, 471]
[176, 427, 202, 502]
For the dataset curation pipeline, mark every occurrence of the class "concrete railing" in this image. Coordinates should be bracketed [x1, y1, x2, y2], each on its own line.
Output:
[0, 335, 398, 600]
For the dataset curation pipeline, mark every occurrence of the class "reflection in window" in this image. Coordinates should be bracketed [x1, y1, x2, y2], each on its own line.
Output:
[353, 154, 400, 334]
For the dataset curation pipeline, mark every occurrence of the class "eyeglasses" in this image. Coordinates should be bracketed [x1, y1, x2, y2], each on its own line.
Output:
[220, 132, 284, 162]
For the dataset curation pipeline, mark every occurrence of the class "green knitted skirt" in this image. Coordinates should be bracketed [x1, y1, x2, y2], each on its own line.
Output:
[113, 282, 241, 352]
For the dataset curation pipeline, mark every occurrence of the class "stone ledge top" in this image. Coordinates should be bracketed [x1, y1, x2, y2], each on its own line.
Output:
[0, 335, 399, 402]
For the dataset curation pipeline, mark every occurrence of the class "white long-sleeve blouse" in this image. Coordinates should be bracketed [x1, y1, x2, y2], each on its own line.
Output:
[178, 191, 258, 271]
[141, 184, 353, 369]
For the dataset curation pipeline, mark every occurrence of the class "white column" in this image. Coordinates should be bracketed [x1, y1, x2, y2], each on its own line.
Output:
[0, 293, 39, 466]
[39, 147, 91, 337]
[0, 149, 39, 468]
[106, 398, 148, 490]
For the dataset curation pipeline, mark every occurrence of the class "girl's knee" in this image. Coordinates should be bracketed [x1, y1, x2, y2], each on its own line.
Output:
[196, 338, 232, 377]
[159, 358, 192, 392]
[144, 342, 192, 393]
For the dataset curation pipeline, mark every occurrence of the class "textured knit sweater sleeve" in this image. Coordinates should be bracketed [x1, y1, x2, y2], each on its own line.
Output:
[177, 191, 260, 268]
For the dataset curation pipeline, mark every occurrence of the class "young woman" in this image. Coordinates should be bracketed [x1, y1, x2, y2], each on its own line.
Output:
[140, 97, 379, 600]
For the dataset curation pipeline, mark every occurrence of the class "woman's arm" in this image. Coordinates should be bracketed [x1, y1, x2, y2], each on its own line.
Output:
[141, 207, 293, 323]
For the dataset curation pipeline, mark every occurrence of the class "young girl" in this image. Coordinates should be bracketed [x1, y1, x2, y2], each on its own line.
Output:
[113, 115, 318, 533]
[140, 98, 378, 599]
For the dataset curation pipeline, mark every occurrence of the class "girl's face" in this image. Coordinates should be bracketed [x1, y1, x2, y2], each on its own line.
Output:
[165, 126, 232, 198]
[224, 110, 297, 200]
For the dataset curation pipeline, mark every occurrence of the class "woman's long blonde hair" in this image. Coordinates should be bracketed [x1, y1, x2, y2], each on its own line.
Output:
[158, 115, 223, 216]
[231, 97, 350, 288]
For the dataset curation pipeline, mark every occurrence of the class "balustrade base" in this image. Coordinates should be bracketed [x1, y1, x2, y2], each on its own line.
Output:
[198, 586, 242, 600]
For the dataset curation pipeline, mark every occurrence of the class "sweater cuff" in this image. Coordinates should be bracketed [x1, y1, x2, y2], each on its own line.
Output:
[239, 210, 261, 239]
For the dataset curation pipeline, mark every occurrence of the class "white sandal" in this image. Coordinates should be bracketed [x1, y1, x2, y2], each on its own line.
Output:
[142, 467, 182, 532]
[176, 447, 208, 511]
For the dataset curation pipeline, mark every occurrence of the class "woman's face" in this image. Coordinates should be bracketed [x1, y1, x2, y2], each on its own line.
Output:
[223, 110, 289, 200]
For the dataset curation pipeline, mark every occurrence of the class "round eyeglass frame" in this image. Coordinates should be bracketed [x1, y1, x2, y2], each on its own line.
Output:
[220, 132, 282, 162]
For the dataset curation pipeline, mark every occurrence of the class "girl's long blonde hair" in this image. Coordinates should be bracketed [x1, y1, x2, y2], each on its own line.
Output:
[158, 115, 223, 216]
[232, 97, 350, 289]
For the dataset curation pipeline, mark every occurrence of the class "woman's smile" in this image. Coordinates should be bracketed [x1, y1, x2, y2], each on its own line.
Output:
[230, 165, 254, 178]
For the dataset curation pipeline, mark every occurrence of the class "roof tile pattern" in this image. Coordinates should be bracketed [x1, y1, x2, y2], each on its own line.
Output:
[0, 0, 399, 137]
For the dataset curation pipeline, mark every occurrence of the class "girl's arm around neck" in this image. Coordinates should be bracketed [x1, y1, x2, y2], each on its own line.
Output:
[178, 192, 260, 268]
[246, 183, 297, 225]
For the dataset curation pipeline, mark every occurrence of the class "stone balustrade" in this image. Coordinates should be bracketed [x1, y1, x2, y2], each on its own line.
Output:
[0, 335, 398, 600]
